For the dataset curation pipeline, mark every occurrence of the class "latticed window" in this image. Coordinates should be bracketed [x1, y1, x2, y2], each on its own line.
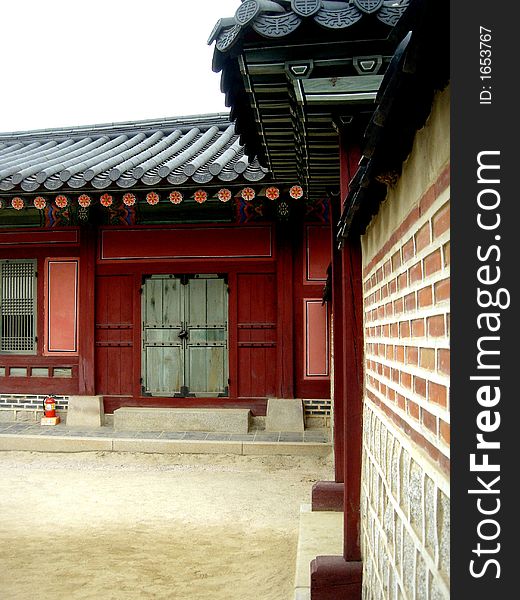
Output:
[0, 260, 37, 354]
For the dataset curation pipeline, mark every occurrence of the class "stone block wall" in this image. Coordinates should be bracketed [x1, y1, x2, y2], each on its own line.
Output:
[360, 87, 450, 599]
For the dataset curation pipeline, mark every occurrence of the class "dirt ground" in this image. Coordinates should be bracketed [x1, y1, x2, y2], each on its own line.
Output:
[0, 450, 333, 600]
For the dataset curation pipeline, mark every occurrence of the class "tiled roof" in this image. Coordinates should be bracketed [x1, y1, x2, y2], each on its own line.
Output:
[0, 114, 268, 193]
[210, 0, 410, 56]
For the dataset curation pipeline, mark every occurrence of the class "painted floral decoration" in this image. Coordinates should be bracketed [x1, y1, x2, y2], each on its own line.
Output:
[289, 185, 304, 200]
[146, 192, 159, 205]
[169, 191, 183, 205]
[265, 186, 280, 201]
[123, 193, 136, 207]
[55, 195, 68, 208]
[194, 190, 207, 204]
[11, 197, 24, 210]
[277, 200, 290, 219]
[217, 188, 232, 203]
[78, 194, 91, 208]
[100, 193, 113, 207]
[241, 187, 255, 201]
[33, 196, 46, 210]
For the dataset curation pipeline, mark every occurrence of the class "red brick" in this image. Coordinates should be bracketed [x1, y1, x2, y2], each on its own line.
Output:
[381, 324, 388, 337]
[386, 345, 394, 360]
[424, 249, 442, 277]
[430, 382, 448, 408]
[388, 388, 396, 403]
[395, 346, 405, 362]
[383, 365, 390, 379]
[407, 346, 419, 365]
[393, 297, 404, 315]
[428, 315, 446, 337]
[422, 409, 438, 435]
[418, 285, 433, 307]
[376, 266, 384, 283]
[381, 284, 388, 299]
[381, 383, 387, 396]
[385, 302, 393, 318]
[433, 202, 450, 238]
[404, 292, 416, 311]
[414, 376, 427, 397]
[409, 262, 423, 284]
[419, 185, 436, 216]
[440, 420, 450, 444]
[371, 273, 377, 288]
[378, 305, 385, 319]
[435, 279, 450, 303]
[391, 250, 401, 271]
[420, 348, 436, 370]
[388, 278, 397, 295]
[378, 344, 385, 356]
[391, 368, 399, 383]
[412, 318, 425, 337]
[435, 164, 450, 197]
[400, 321, 410, 338]
[390, 322, 399, 338]
[402, 238, 415, 263]
[401, 372, 412, 389]
[415, 222, 431, 253]
[384, 260, 392, 278]
[438, 349, 450, 375]
[396, 394, 406, 410]
[408, 400, 420, 420]
[397, 272, 408, 291]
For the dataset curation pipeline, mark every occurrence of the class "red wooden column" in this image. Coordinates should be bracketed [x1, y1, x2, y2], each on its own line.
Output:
[276, 225, 295, 399]
[78, 225, 96, 395]
[310, 137, 365, 598]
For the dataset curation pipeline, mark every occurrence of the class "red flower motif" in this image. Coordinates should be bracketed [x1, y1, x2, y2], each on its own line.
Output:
[55, 194, 68, 208]
[100, 193, 113, 207]
[169, 191, 183, 205]
[194, 190, 207, 204]
[146, 192, 159, 205]
[78, 194, 91, 208]
[33, 196, 46, 210]
[241, 187, 255, 201]
[11, 197, 24, 210]
[122, 193, 136, 207]
[289, 185, 304, 199]
[217, 188, 232, 203]
[265, 186, 280, 201]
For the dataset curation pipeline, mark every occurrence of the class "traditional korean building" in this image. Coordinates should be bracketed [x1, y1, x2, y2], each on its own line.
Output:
[209, 0, 449, 598]
[0, 114, 331, 420]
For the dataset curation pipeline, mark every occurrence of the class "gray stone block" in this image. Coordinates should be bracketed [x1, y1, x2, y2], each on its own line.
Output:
[66, 396, 104, 428]
[113, 407, 251, 433]
[265, 398, 304, 432]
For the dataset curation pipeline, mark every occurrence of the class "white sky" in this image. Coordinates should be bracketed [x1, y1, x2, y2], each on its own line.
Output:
[0, 0, 240, 133]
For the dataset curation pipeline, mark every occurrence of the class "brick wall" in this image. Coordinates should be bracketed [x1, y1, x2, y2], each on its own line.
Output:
[360, 87, 450, 599]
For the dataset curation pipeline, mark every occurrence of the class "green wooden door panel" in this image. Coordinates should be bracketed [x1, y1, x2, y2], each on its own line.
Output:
[142, 276, 183, 396]
[142, 274, 228, 397]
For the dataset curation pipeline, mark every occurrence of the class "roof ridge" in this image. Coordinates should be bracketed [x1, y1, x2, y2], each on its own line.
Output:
[0, 113, 231, 141]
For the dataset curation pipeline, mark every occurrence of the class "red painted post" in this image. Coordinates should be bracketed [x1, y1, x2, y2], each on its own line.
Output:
[341, 238, 364, 561]
[78, 226, 96, 395]
[276, 226, 295, 399]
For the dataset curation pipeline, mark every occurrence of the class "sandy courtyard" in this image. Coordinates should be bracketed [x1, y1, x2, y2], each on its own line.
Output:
[0, 450, 332, 600]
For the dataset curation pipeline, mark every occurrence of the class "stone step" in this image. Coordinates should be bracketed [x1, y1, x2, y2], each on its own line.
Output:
[113, 407, 251, 434]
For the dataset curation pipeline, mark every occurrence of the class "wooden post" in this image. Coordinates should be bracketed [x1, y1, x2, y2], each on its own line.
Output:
[276, 225, 295, 399]
[78, 225, 96, 395]
[341, 237, 364, 561]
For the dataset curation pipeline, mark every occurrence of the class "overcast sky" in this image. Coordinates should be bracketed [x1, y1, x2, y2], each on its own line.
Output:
[0, 0, 240, 133]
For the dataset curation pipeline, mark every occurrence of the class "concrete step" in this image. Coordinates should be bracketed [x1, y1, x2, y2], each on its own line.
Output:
[293, 504, 343, 600]
[113, 407, 251, 434]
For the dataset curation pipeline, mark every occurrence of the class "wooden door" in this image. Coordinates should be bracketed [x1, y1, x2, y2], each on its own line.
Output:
[142, 274, 228, 397]
[142, 275, 184, 396]
[186, 275, 228, 396]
